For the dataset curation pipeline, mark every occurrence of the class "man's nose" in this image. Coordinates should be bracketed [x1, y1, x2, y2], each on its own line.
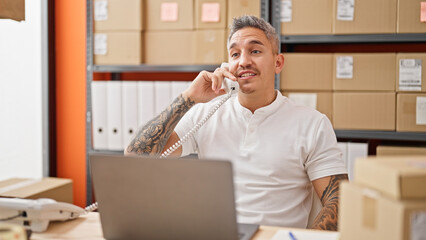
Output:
[238, 52, 252, 68]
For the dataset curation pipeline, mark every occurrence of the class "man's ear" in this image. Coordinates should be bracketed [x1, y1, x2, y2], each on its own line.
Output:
[275, 53, 285, 74]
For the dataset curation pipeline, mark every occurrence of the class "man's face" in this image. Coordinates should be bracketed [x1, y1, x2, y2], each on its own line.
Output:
[228, 27, 280, 95]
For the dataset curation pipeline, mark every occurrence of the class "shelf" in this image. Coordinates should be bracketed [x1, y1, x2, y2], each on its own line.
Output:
[335, 130, 426, 142]
[89, 149, 124, 155]
[92, 64, 220, 73]
[281, 33, 426, 44]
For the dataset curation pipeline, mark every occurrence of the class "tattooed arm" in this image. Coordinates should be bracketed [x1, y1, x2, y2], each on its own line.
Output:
[310, 174, 348, 231]
[125, 68, 237, 157]
[125, 94, 195, 156]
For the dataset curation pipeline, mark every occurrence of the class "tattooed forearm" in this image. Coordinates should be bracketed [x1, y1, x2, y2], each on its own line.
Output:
[126, 94, 195, 156]
[311, 174, 348, 231]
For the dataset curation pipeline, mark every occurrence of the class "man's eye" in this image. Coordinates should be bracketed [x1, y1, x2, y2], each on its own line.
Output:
[231, 53, 239, 58]
[252, 50, 261, 54]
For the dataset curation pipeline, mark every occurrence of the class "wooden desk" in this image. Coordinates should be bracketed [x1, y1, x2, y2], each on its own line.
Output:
[31, 212, 326, 240]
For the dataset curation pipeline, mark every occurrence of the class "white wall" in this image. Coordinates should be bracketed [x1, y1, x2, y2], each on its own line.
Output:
[0, 0, 46, 180]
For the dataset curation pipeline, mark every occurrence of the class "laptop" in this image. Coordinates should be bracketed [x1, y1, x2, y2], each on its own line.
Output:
[89, 153, 259, 240]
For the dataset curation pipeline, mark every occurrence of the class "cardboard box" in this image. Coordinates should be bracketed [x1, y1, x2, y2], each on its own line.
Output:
[144, 30, 193, 65]
[339, 181, 426, 240]
[396, 53, 426, 92]
[94, 0, 143, 31]
[397, 0, 426, 33]
[354, 156, 426, 199]
[333, 53, 396, 91]
[94, 31, 143, 65]
[396, 93, 426, 132]
[194, 30, 226, 64]
[227, 0, 261, 28]
[0, 178, 73, 204]
[333, 0, 397, 34]
[0, 0, 25, 21]
[280, 53, 333, 91]
[195, 0, 226, 29]
[377, 145, 426, 156]
[281, 0, 333, 35]
[145, 0, 194, 30]
[333, 92, 396, 130]
[282, 91, 333, 123]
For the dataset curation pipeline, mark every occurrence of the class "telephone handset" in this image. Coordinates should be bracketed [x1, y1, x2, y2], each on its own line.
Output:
[161, 63, 238, 158]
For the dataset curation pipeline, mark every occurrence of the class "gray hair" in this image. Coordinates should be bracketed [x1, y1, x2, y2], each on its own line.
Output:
[227, 15, 280, 54]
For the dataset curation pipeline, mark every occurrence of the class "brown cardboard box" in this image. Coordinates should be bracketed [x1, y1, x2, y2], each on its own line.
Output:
[396, 93, 426, 132]
[227, 0, 261, 27]
[145, 0, 194, 30]
[281, 0, 333, 35]
[194, 30, 226, 64]
[354, 156, 426, 199]
[0, 0, 25, 21]
[282, 91, 333, 123]
[377, 145, 426, 156]
[396, 53, 426, 92]
[333, 92, 396, 130]
[195, 0, 226, 29]
[397, 0, 426, 33]
[333, 0, 397, 34]
[94, 0, 143, 31]
[280, 53, 333, 91]
[0, 178, 73, 204]
[333, 53, 396, 91]
[144, 30, 193, 65]
[339, 181, 426, 240]
[94, 31, 143, 65]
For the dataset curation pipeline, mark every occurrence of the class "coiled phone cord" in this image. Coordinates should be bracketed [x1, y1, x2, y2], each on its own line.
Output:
[160, 90, 234, 158]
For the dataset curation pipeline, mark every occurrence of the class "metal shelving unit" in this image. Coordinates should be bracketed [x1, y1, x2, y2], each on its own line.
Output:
[85, 0, 271, 205]
[271, 0, 426, 144]
[281, 33, 426, 44]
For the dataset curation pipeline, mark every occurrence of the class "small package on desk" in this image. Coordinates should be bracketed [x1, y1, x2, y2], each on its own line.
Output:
[0, 177, 73, 204]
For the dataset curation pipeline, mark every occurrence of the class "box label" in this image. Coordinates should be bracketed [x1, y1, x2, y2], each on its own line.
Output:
[417, 97, 426, 125]
[94, 0, 108, 21]
[421, 2, 426, 22]
[280, 0, 292, 22]
[94, 34, 107, 55]
[201, 3, 220, 22]
[336, 56, 353, 79]
[411, 211, 426, 240]
[161, 2, 179, 22]
[288, 93, 317, 109]
[337, 0, 355, 21]
[399, 59, 422, 91]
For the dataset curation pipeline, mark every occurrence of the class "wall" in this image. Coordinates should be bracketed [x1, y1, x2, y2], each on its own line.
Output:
[0, 0, 45, 180]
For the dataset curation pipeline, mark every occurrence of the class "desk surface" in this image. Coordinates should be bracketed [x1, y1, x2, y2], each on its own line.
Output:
[31, 212, 332, 240]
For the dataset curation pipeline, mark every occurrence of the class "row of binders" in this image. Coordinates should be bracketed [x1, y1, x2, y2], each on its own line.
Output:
[91, 80, 192, 151]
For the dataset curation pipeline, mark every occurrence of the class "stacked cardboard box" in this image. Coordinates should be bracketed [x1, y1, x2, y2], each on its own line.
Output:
[0, 178, 73, 204]
[397, 0, 426, 33]
[281, 0, 333, 35]
[94, 0, 143, 65]
[339, 157, 426, 240]
[376, 145, 426, 156]
[280, 53, 333, 122]
[332, 53, 396, 130]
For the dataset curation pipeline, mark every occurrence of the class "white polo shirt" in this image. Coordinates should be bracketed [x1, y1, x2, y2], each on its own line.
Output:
[175, 90, 347, 228]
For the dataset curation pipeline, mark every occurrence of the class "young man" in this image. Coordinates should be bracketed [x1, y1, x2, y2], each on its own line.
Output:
[126, 16, 348, 231]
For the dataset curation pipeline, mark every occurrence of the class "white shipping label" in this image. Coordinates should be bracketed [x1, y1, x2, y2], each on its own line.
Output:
[336, 56, 353, 79]
[416, 97, 426, 125]
[399, 59, 422, 91]
[411, 211, 426, 240]
[94, 34, 107, 55]
[337, 0, 355, 21]
[288, 93, 317, 109]
[94, 0, 108, 21]
[280, 0, 292, 22]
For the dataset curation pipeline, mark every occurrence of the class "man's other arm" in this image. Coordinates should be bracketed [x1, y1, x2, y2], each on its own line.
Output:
[311, 174, 348, 231]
